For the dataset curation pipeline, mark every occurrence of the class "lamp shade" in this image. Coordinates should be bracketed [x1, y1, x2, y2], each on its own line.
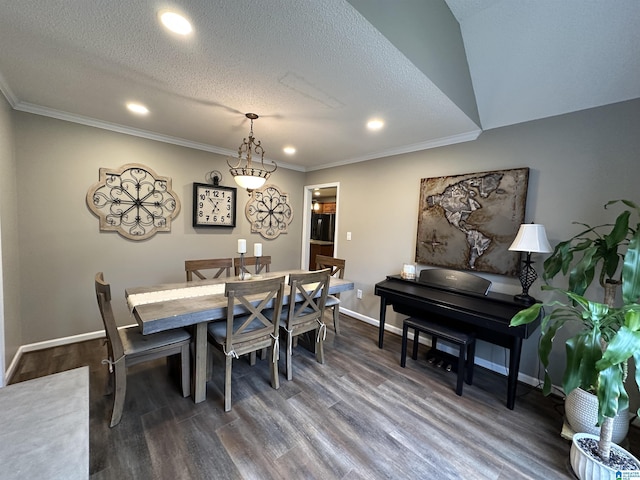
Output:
[508, 224, 552, 253]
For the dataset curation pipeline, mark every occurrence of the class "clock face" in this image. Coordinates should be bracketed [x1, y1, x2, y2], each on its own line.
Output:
[193, 183, 237, 227]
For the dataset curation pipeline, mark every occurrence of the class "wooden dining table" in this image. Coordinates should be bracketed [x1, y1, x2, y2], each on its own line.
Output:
[126, 270, 354, 403]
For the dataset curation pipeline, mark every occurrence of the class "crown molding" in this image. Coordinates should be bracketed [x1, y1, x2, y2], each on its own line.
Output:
[306, 129, 482, 171]
[8, 99, 479, 174]
[11, 101, 305, 172]
[0, 72, 18, 107]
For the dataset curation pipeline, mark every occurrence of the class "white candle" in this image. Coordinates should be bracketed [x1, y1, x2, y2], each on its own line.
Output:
[237, 239, 247, 254]
[254, 243, 262, 257]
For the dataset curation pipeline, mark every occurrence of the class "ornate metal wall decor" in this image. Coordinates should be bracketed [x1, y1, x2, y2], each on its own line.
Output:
[416, 167, 529, 276]
[86, 163, 180, 241]
[245, 184, 293, 239]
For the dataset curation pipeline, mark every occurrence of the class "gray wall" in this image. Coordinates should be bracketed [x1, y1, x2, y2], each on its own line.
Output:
[0, 94, 20, 380]
[306, 98, 640, 390]
[3, 98, 640, 404]
[13, 112, 306, 344]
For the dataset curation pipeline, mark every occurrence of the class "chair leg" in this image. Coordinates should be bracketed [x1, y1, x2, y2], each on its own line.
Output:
[315, 330, 325, 365]
[180, 344, 190, 398]
[271, 340, 280, 391]
[104, 343, 114, 395]
[249, 351, 257, 366]
[110, 362, 127, 427]
[285, 335, 293, 381]
[104, 367, 114, 396]
[224, 354, 233, 412]
[333, 306, 340, 335]
[207, 343, 214, 383]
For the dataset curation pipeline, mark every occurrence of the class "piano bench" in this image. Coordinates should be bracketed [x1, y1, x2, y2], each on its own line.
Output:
[400, 317, 476, 396]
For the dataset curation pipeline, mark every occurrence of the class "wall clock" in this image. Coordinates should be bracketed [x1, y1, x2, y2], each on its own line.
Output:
[245, 184, 293, 239]
[193, 182, 237, 228]
[86, 163, 180, 241]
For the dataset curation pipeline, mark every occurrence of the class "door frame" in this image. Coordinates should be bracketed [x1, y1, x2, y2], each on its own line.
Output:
[301, 182, 340, 269]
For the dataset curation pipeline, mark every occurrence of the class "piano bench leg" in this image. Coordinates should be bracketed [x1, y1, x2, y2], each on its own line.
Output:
[465, 340, 476, 386]
[456, 343, 465, 396]
[402, 316, 475, 397]
[411, 329, 420, 360]
[400, 322, 409, 368]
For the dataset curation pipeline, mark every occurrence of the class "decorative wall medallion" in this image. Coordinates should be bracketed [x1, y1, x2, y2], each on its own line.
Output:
[245, 184, 293, 239]
[86, 163, 180, 241]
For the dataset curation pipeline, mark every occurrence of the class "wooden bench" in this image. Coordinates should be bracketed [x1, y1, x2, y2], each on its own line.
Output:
[400, 316, 475, 396]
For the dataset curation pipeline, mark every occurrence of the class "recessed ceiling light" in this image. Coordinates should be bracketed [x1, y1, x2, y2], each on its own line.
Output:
[126, 102, 149, 115]
[159, 11, 192, 35]
[367, 119, 384, 131]
[283, 146, 296, 155]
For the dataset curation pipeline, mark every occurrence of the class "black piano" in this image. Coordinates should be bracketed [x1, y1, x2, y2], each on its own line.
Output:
[374, 269, 540, 409]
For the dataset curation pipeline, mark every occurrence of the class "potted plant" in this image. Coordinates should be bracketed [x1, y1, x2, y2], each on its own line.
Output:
[510, 200, 640, 476]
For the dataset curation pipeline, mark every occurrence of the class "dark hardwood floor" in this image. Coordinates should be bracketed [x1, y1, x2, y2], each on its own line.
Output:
[10, 315, 640, 479]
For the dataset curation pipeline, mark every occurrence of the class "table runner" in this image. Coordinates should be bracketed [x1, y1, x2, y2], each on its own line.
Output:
[127, 283, 226, 311]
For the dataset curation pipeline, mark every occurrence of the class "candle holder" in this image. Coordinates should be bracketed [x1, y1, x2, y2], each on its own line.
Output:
[255, 256, 261, 275]
[239, 253, 247, 280]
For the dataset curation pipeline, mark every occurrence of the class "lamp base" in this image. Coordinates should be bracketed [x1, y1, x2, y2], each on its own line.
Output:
[513, 293, 537, 306]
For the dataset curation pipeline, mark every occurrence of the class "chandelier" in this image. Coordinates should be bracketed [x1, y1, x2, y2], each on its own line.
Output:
[227, 113, 277, 192]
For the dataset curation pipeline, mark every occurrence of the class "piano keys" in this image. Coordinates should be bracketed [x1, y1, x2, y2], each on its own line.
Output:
[374, 269, 540, 409]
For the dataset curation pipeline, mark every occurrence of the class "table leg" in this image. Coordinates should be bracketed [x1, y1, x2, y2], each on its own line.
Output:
[378, 297, 387, 348]
[506, 338, 523, 410]
[193, 322, 208, 403]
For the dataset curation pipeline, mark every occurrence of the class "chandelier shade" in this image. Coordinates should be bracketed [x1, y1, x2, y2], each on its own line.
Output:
[227, 113, 277, 192]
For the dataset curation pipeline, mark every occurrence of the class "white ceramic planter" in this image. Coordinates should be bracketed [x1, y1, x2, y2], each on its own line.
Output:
[565, 388, 630, 444]
[570, 432, 640, 480]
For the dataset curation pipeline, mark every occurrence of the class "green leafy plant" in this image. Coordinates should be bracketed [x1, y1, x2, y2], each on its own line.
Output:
[543, 200, 637, 295]
[510, 200, 640, 462]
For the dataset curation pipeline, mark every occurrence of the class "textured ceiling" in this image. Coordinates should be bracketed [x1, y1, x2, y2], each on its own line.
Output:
[0, 0, 638, 172]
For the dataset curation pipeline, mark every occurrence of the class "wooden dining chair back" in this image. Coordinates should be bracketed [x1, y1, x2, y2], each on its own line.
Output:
[95, 272, 192, 427]
[280, 269, 331, 380]
[234, 255, 272, 276]
[315, 255, 345, 279]
[207, 275, 285, 411]
[185, 258, 233, 281]
[315, 255, 346, 334]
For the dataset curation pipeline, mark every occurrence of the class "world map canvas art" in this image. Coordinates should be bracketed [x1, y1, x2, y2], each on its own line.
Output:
[416, 168, 529, 276]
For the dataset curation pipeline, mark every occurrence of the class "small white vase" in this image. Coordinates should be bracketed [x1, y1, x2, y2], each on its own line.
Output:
[565, 388, 630, 444]
[570, 432, 640, 480]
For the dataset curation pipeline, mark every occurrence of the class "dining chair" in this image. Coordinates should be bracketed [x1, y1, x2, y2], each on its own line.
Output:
[207, 275, 285, 411]
[278, 269, 330, 380]
[234, 255, 271, 276]
[185, 258, 233, 281]
[94, 272, 192, 427]
[315, 254, 346, 334]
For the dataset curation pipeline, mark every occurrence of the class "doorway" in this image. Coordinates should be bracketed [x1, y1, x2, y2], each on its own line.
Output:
[301, 182, 339, 270]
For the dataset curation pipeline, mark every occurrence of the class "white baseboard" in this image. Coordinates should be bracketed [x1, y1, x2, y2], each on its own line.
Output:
[3, 324, 136, 385]
[7, 310, 543, 392]
[339, 307, 541, 389]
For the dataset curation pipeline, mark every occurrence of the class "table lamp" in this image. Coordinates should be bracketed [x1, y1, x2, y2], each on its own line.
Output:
[508, 223, 552, 305]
